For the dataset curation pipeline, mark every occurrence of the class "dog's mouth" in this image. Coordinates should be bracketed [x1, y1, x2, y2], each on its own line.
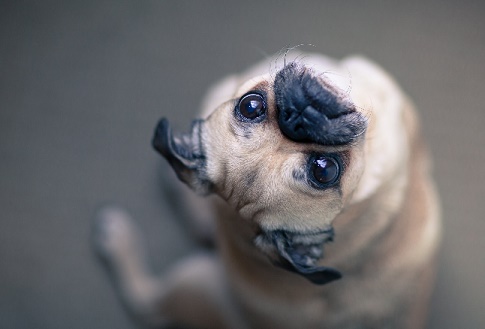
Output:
[255, 228, 342, 285]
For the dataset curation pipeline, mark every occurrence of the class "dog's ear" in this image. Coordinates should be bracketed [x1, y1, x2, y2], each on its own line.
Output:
[256, 230, 342, 285]
[152, 118, 212, 195]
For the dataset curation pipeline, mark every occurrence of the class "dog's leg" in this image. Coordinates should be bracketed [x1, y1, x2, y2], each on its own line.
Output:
[92, 206, 169, 326]
[92, 207, 244, 329]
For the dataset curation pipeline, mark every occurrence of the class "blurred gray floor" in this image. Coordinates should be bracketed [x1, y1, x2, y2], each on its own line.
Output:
[1, 1, 485, 328]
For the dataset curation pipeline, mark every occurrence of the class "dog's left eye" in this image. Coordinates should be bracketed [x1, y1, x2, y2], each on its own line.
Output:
[236, 93, 267, 121]
[308, 154, 341, 188]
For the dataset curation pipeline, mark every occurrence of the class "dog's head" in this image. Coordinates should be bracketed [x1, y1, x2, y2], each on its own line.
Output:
[153, 55, 409, 285]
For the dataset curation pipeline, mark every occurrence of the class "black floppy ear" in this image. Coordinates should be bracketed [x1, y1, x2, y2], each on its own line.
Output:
[258, 230, 342, 285]
[152, 118, 212, 195]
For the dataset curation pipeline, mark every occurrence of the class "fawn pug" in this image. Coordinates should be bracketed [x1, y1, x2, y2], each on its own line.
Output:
[93, 52, 441, 329]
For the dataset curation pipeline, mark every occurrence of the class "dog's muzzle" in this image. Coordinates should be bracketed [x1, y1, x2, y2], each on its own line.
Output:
[274, 63, 367, 146]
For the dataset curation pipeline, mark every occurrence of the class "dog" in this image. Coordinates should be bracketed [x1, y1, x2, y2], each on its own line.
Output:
[93, 52, 441, 329]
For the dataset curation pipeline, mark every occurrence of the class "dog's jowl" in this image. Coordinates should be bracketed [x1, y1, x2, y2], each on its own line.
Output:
[93, 53, 441, 329]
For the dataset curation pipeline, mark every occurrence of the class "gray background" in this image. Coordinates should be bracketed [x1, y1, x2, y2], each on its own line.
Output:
[1, 1, 484, 328]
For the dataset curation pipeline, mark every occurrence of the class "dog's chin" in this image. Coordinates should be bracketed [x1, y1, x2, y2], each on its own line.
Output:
[254, 228, 342, 285]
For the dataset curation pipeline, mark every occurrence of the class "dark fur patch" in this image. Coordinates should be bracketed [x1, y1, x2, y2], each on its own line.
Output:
[242, 170, 258, 189]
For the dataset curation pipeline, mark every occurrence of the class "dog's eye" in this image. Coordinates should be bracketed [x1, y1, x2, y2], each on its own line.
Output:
[236, 93, 267, 121]
[309, 155, 341, 188]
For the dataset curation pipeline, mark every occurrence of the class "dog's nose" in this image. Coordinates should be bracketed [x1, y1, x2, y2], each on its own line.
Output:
[274, 63, 366, 145]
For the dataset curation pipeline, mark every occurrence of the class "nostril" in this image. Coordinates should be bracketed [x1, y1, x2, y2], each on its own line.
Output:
[283, 108, 293, 121]
[279, 105, 321, 141]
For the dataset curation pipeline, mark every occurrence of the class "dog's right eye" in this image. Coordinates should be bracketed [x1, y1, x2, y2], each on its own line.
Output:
[236, 93, 267, 122]
[308, 154, 341, 189]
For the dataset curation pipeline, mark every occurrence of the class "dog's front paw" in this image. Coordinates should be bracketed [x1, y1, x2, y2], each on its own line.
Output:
[92, 206, 143, 263]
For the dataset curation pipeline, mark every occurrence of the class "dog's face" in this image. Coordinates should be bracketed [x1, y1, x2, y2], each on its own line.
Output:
[202, 63, 367, 231]
[153, 56, 409, 284]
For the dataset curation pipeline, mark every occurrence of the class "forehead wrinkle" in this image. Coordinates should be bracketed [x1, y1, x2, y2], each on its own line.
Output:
[235, 80, 270, 98]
